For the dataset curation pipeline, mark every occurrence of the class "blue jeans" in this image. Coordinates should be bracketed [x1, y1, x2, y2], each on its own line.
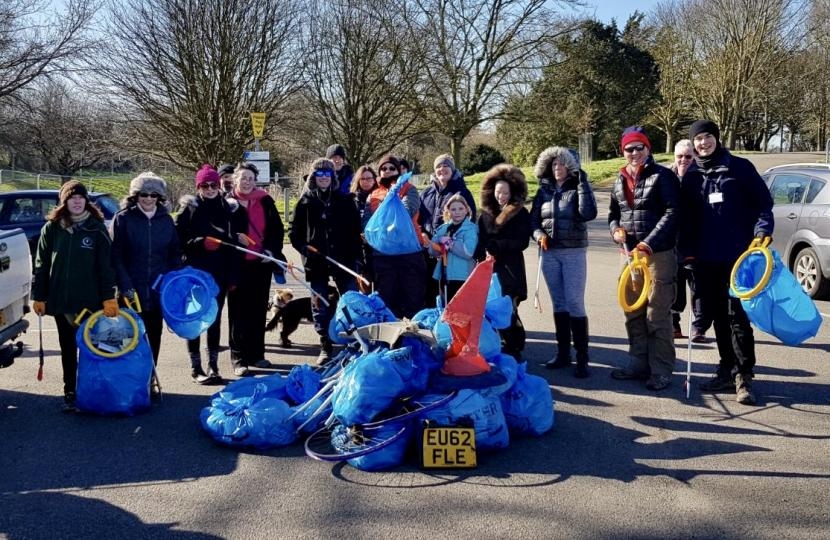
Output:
[542, 247, 588, 317]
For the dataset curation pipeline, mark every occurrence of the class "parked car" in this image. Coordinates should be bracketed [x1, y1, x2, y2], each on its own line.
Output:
[0, 189, 119, 259]
[0, 228, 30, 368]
[762, 163, 830, 299]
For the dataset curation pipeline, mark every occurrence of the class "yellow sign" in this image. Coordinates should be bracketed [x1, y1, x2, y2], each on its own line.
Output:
[422, 427, 477, 468]
[250, 112, 266, 139]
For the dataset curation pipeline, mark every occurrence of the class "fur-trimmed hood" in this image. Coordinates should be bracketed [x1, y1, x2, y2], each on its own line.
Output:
[480, 164, 528, 224]
[303, 157, 340, 192]
[533, 146, 579, 182]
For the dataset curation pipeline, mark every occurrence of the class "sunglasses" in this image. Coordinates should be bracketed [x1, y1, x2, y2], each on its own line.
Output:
[675, 155, 693, 160]
[623, 144, 646, 153]
[314, 169, 334, 178]
[138, 192, 160, 198]
[198, 182, 219, 189]
[380, 165, 398, 172]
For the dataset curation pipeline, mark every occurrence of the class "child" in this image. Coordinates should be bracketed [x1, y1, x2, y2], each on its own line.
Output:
[428, 194, 478, 302]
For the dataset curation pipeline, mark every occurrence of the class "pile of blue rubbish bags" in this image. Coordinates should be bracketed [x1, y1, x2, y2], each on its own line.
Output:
[200, 277, 555, 471]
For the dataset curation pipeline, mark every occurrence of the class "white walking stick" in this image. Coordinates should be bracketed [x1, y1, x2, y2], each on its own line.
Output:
[533, 244, 543, 312]
[685, 312, 693, 399]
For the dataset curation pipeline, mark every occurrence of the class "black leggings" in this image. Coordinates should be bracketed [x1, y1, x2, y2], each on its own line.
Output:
[54, 314, 78, 395]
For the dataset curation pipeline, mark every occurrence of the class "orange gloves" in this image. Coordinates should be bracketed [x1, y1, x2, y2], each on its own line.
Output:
[537, 236, 549, 251]
[33, 301, 46, 316]
[204, 237, 222, 251]
[102, 299, 119, 317]
[612, 228, 626, 244]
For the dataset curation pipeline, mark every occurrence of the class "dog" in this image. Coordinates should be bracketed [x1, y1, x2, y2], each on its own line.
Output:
[265, 286, 339, 347]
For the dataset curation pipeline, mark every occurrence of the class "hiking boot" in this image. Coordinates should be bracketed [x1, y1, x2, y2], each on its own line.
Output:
[646, 374, 672, 391]
[690, 331, 708, 344]
[610, 368, 649, 381]
[574, 363, 589, 379]
[233, 365, 250, 377]
[253, 359, 272, 368]
[699, 372, 735, 392]
[735, 373, 756, 405]
[191, 366, 211, 384]
[62, 392, 77, 413]
[543, 355, 571, 369]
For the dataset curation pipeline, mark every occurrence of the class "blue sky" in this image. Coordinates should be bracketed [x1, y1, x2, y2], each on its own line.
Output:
[582, 0, 663, 24]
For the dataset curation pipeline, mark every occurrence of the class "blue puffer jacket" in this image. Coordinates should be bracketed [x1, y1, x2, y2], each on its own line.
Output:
[111, 204, 182, 311]
[678, 149, 773, 264]
[530, 170, 597, 248]
[418, 170, 477, 237]
[608, 158, 680, 253]
[428, 218, 478, 281]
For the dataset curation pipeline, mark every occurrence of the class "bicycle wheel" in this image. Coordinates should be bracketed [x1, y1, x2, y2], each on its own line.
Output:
[305, 419, 410, 461]
[364, 391, 458, 427]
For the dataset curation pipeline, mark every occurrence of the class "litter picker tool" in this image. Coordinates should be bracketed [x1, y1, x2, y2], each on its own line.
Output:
[685, 312, 692, 399]
[36, 314, 44, 381]
[533, 244, 543, 312]
[204, 236, 329, 307]
[306, 245, 371, 287]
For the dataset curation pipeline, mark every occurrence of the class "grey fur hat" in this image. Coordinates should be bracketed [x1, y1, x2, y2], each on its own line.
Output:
[130, 171, 168, 198]
[533, 146, 579, 180]
[305, 158, 339, 191]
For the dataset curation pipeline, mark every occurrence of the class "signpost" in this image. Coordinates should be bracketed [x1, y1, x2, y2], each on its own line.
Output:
[246, 112, 270, 185]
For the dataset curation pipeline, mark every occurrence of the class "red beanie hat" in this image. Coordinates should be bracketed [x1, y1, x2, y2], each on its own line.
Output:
[195, 164, 220, 187]
[620, 126, 651, 153]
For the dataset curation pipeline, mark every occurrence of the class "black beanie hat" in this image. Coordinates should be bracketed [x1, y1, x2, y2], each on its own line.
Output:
[325, 144, 346, 160]
[59, 180, 89, 205]
[689, 120, 720, 142]
[217, 163, 235, 176]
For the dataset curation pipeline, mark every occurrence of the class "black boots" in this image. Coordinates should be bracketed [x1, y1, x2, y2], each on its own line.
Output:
[544, 312, 572, 369]
[571, 316, 590, 378]
[206, 349, 221, 382]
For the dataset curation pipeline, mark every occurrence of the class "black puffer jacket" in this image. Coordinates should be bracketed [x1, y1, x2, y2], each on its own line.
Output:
[530, 170, 597, 248]
[418, 170, 477, 237]
[290, 184, 361, 282]
[608, 158, 679, 253]
[111, 204, 182, 311]
[175, 194, 245, 288]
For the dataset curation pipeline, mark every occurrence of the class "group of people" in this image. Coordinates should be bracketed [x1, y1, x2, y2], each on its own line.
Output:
[30, 117, 772, 412]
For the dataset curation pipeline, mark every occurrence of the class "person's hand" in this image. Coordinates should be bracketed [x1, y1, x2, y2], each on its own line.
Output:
[102, 299, 119, 318]
[439, 236, 453, 251]
[238, 233, 255, 247]
[121, 288, 136, 301]
[682, 256, 695, 272]
[204, 237, 222, 251]
[538, 235, 549, 251]
[612, 228, 627, 244]
[33, 301, 46, 316]
[634, 242, 652, 258]
[755, 234, 773, 245]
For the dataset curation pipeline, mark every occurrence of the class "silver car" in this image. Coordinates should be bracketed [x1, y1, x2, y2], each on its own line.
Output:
[762, 163, 830, 299]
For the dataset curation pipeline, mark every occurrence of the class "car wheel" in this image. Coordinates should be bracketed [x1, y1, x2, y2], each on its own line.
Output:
[793, 247, 829, 299]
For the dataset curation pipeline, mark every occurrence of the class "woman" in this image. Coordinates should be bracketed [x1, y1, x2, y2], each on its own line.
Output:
[366, 154, 426, 319]
[111, 172, 181, 368]
[475, 164, 531, 361]
[32, 180, 118, 411]
[530, 147, 597, 378]
[350, 164, 378, 290]
[227, 162, 285, 375]
[428, 194, 477, 302]
[175, 165, 244, 383]
[290, 158, 361, 365]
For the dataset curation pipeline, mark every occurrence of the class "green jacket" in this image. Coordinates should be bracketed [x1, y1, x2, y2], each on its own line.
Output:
[32, 217, 117, 316]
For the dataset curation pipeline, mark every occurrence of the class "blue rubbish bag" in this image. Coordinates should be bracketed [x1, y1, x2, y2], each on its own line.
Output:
[731, 249, 822, 345]
[285, 364, 322, 405]
[501, 364, 554, 436]
[363, 173, 422, 255]
[157, 266, 220, 339]
[200, 385, 297, 449]
[214, 373, 288, 401]
[328, 291, 398, 344]
[75, 308, 153, 416]
[291, 394, 332, 435]
[343, 422, 414, 472]
[420, 389, 510, 452]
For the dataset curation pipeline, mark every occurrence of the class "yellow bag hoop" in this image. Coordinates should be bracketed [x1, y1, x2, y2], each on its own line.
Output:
[81, 309, 140, 359]
[617, 251, 652, 313]
[730, 237, 773, 300]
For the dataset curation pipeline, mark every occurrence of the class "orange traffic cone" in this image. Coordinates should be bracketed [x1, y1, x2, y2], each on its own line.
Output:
[440, 257, 494, 376]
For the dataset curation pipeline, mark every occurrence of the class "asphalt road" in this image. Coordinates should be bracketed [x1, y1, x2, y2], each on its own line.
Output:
[1, 153, 828, 539]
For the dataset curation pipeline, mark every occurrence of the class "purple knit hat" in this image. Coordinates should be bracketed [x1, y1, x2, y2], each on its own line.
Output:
[195, 164, 220, 187]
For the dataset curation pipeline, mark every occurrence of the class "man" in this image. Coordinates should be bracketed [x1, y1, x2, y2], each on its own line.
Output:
[679, 120, 773, 405]
[325, 144, 354, 195]
[217, 163, 235, 195]
[608, 126, 680, 392]
[418, 153, 477, 307]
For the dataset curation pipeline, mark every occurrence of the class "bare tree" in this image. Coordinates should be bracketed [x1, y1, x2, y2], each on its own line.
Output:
[10, 80, 114, 178]
[304, 0, 427, 165]
[95, 0, 307, 168]
[0, 0, 96, 101]
[407, 0, 578, 165]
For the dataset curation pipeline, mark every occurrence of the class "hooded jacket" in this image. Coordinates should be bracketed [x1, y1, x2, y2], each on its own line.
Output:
[418, 169, 477, 237]
[530, 147, 597, 248]
[428, 218, 478, 281]
[475, 164, 531, 300]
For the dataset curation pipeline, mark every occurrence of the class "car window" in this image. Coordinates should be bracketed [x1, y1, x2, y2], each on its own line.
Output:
[5, 197, 56, 223]
[768, 173, 809, 205]
[806, 178, 826, 204]
[92, 195, 119, 219]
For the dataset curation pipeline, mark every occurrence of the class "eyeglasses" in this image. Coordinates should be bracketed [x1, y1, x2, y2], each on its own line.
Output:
[623, 144, 646, 153]
[360, 175, 375, 182]
[138, 192, 160, 198]
[380, 165, 398, 172]
[198, 182, 219, 189]
[675, 155, 693, 160]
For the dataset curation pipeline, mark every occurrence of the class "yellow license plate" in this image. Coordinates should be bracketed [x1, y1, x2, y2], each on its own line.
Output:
[421, 427, 476, 468]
